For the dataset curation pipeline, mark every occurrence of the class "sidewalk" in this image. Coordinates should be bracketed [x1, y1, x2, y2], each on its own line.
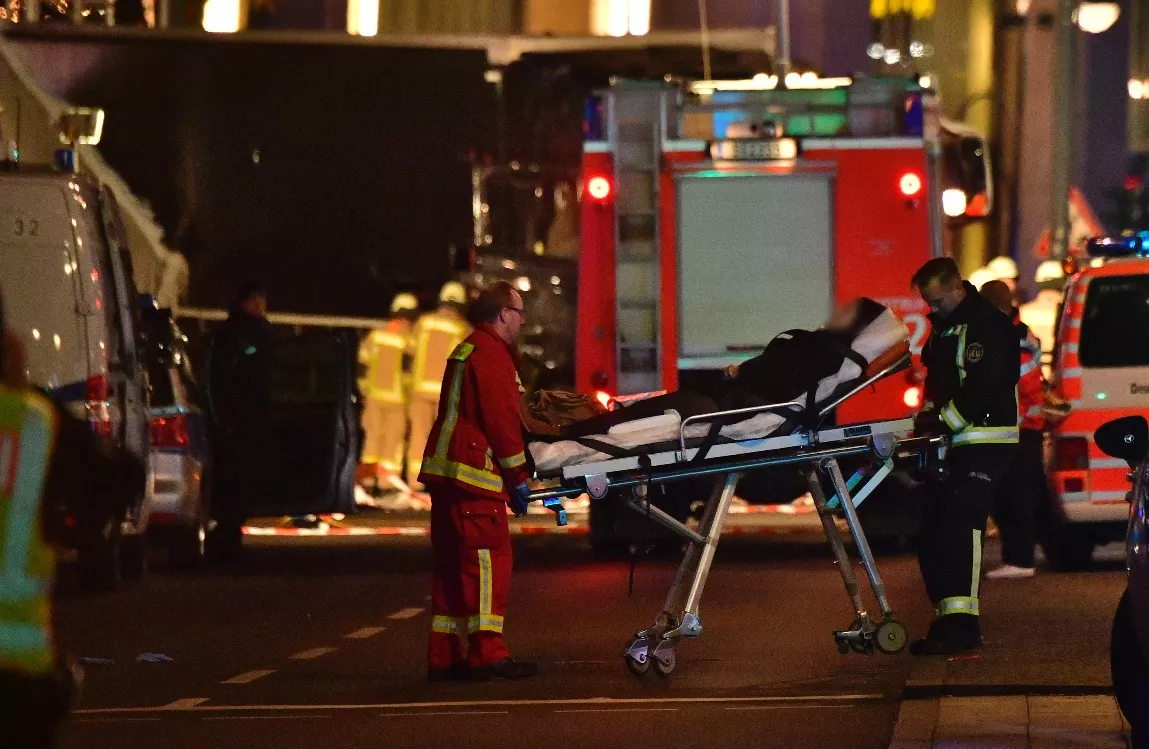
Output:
[890, 542, 1136, 748]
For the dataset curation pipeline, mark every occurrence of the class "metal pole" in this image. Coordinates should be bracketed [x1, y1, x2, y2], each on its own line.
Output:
[776, 0, 791, 80]
[1049, 0, 1077, 259]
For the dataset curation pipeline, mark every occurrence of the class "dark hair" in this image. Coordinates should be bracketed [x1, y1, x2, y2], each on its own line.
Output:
[979, 279, 1014, 316]
[911, 257, 962, 289]
[232, 281, 266, 310]
[469, 281, 517, 326]
[847, 297, 886, 340]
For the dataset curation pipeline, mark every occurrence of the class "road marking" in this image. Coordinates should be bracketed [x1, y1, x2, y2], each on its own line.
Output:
[387, 607, 425, 620]
[380, 711, 509, 717]
[203, 716, 331, 721]
[724, 704, 855, 711]
[161, 698, 209, 709]
[290, 647, 337, 660]
[345, 626, 386, 639]
[76, 693, 884, 715]
[75, 718, 163, 723]
[221, 670, 277, 685]
[555, 708, 679, 714]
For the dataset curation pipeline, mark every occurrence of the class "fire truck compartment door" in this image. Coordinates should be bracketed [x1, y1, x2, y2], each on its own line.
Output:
[676, 173, 833, 365]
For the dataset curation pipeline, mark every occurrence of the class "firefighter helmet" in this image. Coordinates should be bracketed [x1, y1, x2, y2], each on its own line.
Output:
[390, 292, 419, 315]
[986, 255, 1020, 281]
[1034, 259, 1064, 285]
[969, 266, 996, 291]
[439, 281, 468, 306]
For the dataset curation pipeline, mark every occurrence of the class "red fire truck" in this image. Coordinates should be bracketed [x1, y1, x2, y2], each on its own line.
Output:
[575, 76, 990, 424]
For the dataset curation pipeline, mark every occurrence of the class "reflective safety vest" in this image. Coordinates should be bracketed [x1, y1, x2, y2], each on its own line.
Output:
[359, 319, 411, 404]
[0, 385, 58, 677]
[411, 310, 470, 400]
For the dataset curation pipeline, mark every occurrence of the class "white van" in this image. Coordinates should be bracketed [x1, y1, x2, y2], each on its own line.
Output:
[0, 169, 151, 588]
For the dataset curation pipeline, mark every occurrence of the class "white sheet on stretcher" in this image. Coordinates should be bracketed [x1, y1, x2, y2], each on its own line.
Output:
[529, 310, 910, 472]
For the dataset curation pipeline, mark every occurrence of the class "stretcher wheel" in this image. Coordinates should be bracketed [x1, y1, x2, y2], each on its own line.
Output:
[875, 619, 908, 655]
[651, 643, 676, 677]
[847, 618, 872, 654]
[625, 653, 650, 677]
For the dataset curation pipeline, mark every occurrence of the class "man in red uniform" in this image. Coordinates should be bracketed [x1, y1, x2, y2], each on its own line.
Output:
[421, 281, 537, 681]
[981, 280, 1046, 579]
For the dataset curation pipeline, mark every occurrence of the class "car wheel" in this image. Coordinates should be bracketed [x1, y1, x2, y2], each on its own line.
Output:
[78, 517, 122, 592]
[1040, 518, 1094, 572]
[120, 533, 148, 581]
[1111, 589, 1148, 728]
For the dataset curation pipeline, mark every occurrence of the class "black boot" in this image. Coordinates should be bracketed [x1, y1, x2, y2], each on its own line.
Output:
[909, 615, 982, 656]
[467, 657, 539, 681]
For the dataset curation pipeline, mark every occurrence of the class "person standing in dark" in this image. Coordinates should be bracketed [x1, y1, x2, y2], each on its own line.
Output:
[205, 282, 274, 563]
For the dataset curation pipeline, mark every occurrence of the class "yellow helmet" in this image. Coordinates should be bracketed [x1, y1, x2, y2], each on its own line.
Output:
[986, 255, 1019, 280]
[390, 292, 418, 315]
[439, 281, 468, 305]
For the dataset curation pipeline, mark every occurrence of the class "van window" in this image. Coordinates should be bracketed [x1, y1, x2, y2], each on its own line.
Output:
[1079, 274, 1149, 368]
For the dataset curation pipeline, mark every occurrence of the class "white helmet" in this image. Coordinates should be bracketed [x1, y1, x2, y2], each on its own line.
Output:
[968, 266, 996, 291]
[439, 281, 468, 305]
[986, 255, 1019, 280]
[390, 292, 418, 315]
[1034, 259, 1064, 285]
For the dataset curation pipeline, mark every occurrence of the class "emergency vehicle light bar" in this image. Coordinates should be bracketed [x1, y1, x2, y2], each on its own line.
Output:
[1086, 233, 1149, 258]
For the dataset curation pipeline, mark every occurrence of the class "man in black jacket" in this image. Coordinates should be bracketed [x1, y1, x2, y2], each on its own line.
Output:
[910, 258, 1020, 655]
[205, 282, 274, 563]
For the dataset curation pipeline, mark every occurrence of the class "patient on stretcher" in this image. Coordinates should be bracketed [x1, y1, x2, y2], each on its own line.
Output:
[532, 298, 909, 472]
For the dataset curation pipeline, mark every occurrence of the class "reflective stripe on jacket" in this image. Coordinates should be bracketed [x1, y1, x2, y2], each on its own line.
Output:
[418, 327, 529, 499]
[358, 319, 411, 403]
[411, 310, 470, 398]
[923, 282, 1021, 448]
[1017, 321, 1045, 431]
[0, 385, 58, 676]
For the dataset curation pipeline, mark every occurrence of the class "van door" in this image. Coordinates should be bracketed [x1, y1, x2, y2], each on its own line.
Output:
[248, 329, 359, 517]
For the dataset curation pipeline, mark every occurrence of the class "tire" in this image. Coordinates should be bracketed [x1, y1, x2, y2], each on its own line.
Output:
[1111, 589, 1148, 728]
[78, 518, 122, 592]
[1040, 519, 1094, 572]
[119, 533, 148, 582]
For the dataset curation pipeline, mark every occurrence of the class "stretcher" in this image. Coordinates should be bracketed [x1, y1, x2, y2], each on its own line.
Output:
[525, 346, 949, 676]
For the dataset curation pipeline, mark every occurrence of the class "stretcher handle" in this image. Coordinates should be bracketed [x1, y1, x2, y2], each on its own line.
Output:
[678, 400, 805, 452]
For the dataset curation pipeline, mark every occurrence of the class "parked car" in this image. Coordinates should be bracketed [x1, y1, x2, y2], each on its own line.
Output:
[141, 301, 212, 569]
[1094, 415, 1149, 734]
[1044, 236, 1149, 569]
[0, 169, 152, 588]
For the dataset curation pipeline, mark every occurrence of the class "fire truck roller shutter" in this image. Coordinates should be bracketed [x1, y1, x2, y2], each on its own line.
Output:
[676, 173, 834, 366]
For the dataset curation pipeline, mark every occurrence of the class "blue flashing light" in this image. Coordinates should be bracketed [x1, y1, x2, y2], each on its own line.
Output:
[1086, 234, 1149, 258]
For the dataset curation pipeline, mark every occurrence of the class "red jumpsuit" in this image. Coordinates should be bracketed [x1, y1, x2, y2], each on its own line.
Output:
[419, 326, 529, 669]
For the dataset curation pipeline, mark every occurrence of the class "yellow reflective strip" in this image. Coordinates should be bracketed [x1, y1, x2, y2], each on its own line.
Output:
[431, 615, 457, 634]
[449, 342, 475, 362]
[940, 401, 969, 432]
[972, 529, 982, 600]
[478, 549, 492, 616]
[952, 427, 1020, 446]
[433, 363, 467, 460]
[467, 614, 504, 634]
[420, 458, 505, 493]
[935, 597, 979, 616]
[956, 325, 968, 385]
[498, 452, 526, 469]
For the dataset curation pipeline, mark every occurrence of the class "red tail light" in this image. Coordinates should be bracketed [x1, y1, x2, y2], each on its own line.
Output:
[86, 375, 111, 438]
[1055, 436, 1089, 471]
[151, 414, 190, 448]
[586, 175, 612, 201]
[899, 172, 923, 197]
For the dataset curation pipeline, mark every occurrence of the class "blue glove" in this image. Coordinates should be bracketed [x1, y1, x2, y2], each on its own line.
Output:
[509, 483, 531, 517]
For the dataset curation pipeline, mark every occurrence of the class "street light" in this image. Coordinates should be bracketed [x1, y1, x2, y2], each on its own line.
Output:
[1076, 2, 1120, 33]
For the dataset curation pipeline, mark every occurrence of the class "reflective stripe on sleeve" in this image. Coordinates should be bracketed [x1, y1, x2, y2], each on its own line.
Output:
[0, 621, 50, 652]
[940, 401, 969, 433]
[951, 427, 1019, 446]
[478, 549, 492, 616]
[971, 529, 982, 600]
[467, 614, 505, 634]
[420, 458, 505, 493]
[431, 615, 458, 634]
[498, 452, 526, 470]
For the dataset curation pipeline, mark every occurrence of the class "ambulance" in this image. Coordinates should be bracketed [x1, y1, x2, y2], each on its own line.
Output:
[1046, 234, 1149, 569]
[576, 75, 992, 425]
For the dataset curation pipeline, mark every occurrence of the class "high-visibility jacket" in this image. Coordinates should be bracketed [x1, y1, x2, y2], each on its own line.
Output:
[358, 318, 412, 404]
[0, 385, 58, 677]
[410, 309, 470, 400]
[418, 326, 529, 500]
[922, 282, 1021, 448]
[1015, 318, 1045, 431]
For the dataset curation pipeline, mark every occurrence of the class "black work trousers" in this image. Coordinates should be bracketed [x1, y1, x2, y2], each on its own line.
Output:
[918, 444, 1014, 618]
[993, 429, 1046, 569]
[0, 668, 72, 748]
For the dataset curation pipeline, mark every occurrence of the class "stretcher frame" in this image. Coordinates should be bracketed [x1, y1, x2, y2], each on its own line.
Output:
[527, 354, 950, 676]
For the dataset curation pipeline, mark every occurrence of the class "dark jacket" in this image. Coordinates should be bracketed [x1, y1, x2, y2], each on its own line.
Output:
[922, 282, 1021, 448]
[731, 329, 853, 407]
[205, 310, 274, 433]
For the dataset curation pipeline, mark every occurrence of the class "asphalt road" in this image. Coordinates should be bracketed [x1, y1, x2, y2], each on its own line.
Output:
[54, 531, 1125, 749]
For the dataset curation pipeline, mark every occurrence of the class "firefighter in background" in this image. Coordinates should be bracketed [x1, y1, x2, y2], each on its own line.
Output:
[986, 255, 1020, 295]
[910, 258, 1020, 655]
[407, 282, 471, 488]
[358, 293, 419, 487]
[422, 281, 537, 681]
[981, 280, 1047, 580]
[1019, 259, 1066, 365]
